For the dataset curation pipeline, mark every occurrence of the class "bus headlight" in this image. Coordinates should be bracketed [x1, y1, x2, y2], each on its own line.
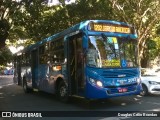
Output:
[96, 81, 103, 87]
[89, 78, 103, 87]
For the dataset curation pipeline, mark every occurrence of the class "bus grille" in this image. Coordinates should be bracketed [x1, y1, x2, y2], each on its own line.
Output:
[105, 83, 138, 88]
[101, 69, 138, 78]
[106, 85, 137, 94]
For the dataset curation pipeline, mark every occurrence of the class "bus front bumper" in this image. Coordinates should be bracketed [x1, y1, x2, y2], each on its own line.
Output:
[85, 83, 142, 99]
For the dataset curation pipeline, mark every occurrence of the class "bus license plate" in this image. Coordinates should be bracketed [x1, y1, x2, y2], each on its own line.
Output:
[118, 88, 127, 93]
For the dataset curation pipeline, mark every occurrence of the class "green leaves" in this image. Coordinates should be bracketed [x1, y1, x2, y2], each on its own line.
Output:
[1, 0, 160, 67]
[109, 0, 160, 67]
[0, 47, 13, 66]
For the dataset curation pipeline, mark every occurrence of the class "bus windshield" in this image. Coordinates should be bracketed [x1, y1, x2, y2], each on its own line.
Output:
[87, 35, 138, 68]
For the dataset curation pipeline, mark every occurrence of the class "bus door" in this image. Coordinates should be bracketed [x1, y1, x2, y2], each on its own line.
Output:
[67, 34, 85, 96]
[31, 49, 38, 88]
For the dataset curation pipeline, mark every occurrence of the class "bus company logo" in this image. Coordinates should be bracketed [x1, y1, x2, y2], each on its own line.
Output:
[118, 74, 126, 78]
[117, 79, 127, 85]
[2, 112, 11, 117]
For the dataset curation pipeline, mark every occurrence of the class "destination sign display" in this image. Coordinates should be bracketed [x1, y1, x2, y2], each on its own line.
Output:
[90, 23, 131, 34]
[101, 59, 120, 67]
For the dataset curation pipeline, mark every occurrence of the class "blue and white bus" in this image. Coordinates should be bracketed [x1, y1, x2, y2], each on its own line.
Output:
[13, 20, 142, 102]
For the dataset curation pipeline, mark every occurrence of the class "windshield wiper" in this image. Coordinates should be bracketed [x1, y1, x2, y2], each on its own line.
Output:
[101, 33, 116, 57]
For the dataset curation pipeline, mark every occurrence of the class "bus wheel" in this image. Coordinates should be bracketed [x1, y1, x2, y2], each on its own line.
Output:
[58, 81, 68, 102]
[140, 84, 148, 96]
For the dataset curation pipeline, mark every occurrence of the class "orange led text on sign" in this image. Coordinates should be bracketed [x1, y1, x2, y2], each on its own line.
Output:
[93, 24, 130, 33]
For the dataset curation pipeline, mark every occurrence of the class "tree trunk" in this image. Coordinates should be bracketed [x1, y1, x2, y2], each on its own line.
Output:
[140, 48, 149, 68]
[140, 57, 149, 68]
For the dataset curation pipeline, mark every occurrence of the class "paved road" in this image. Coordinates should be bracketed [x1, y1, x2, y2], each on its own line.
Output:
[0, 75, 14, 88]
[0, 75, 160, 120]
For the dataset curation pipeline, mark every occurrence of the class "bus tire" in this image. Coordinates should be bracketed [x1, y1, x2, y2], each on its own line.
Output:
[23, 79, 32, 93]
[140, 84, 148, 96]
[57, 81, 69, 102]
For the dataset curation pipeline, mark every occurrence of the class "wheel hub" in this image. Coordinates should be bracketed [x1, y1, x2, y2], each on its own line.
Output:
[60, 86, 66, 97]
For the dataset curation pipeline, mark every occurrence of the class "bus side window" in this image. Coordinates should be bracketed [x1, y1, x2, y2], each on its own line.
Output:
[39, 45, 45, 64]
[50, 38, 64, 64]
[58, 49, 65, 63]
[25, 52, 30, 65]
[21, 53, 26, 66]
[39, 43, 50, 64]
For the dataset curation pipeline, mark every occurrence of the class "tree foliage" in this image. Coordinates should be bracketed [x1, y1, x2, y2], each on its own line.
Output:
[0, 47, 13, 65]
[12, 0, 113, 42]
[0, 0, 17, 48]
[108, 0, 160, 67]
[1, 0, 160, 67]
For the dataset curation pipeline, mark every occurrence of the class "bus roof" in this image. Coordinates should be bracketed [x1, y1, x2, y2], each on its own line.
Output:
[17, 20, 131, 54]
